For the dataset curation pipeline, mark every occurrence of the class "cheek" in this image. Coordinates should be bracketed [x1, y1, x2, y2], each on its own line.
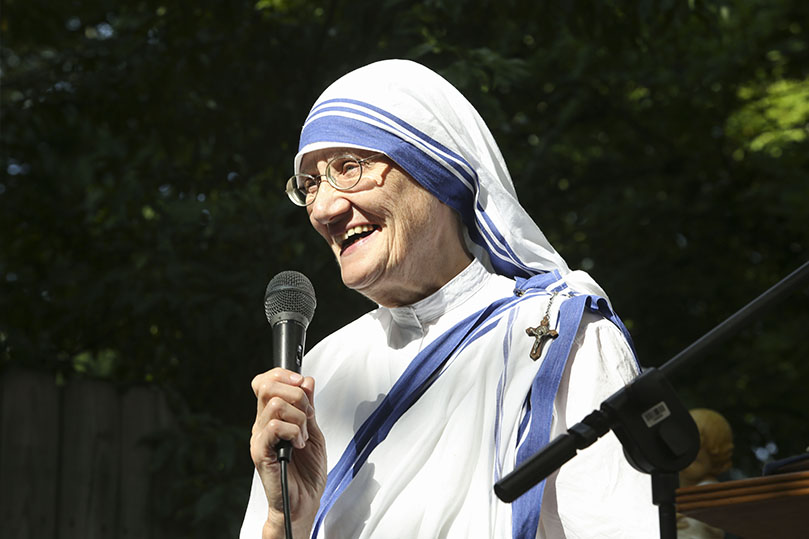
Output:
[401, 193, 446, 239]
[390, 200, 427, 242]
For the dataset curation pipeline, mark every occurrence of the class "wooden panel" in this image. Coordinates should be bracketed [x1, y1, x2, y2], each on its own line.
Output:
[58, 378, 120, 539]
[153, 389, 174, 539]
[0, 369, 60, 539]
[118, 386, 171, 539]
[676, 471, 809, 539]
[0, 370, 175, 537]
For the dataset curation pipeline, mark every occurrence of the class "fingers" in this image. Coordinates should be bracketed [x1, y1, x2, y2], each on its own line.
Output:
[300, 376, 316, 418]
[251, 368, 304, 396]
[250, 368, 317, 465]
[256, 396, 309, 446]
[252, 368, 312, 416]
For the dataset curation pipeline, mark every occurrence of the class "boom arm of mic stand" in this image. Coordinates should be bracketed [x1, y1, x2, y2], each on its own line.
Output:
[494, 410, 611, 502]
[660, 259, 809, 378]
[494, 260, 809, 536]
[494, 367, 700, 502]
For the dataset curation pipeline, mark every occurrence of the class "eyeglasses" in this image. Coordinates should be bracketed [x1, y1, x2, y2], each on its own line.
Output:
[285, 153, 385, 206]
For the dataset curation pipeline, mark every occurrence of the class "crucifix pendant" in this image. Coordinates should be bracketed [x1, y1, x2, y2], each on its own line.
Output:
[525, 316, 558, 360]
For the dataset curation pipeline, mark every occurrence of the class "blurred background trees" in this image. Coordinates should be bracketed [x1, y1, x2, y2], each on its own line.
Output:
[2, 0, 807, 535]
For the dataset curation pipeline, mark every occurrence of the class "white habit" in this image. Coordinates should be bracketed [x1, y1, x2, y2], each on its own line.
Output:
[241, 260, 658, 537]
[242, 59, 658, 538]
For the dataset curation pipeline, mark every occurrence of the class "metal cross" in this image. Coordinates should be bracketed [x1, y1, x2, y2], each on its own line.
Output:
[525, 316, 558, 360]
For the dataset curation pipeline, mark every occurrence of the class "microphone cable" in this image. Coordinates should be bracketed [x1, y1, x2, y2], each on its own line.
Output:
[280, 456, 293, 539]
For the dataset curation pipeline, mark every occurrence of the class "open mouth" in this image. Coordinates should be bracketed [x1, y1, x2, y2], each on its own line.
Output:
[339, 224, 380, 253]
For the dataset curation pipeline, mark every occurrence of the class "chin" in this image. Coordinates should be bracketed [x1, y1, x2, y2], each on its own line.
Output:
[339, 266, 381, 294]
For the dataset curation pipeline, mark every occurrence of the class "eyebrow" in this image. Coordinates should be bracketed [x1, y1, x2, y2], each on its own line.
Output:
[299, 151, 364, 175]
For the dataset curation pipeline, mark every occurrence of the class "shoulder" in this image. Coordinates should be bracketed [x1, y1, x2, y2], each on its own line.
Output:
[575, 311, 634, 356]
[562, 310, 640, 414]
[310, 308, 383, 349]
[301, 308, 383, 374]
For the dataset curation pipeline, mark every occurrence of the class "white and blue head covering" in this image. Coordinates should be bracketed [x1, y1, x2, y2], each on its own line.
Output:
[295, 59, 606, 298]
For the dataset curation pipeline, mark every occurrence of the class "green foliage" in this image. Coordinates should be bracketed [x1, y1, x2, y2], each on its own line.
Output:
[2, 0, 808, 533]
[147, 410, 250, 537]
[728, 78, 809, 154]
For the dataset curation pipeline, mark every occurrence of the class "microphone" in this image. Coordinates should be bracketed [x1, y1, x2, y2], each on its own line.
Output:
[264, 270, 317, 461]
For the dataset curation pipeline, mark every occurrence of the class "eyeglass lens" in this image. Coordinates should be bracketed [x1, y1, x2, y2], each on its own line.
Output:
[290, 156, 364, 204]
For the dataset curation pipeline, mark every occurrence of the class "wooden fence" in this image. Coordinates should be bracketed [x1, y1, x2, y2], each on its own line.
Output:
[0, 368, 172, 539]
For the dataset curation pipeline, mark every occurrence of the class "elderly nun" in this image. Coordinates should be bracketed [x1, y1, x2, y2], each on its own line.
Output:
[241, 60, 657, 538]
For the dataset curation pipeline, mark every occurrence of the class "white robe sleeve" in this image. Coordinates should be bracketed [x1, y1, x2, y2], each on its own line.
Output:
[239, 469, 267, 539]
[538, 312, 659, 538]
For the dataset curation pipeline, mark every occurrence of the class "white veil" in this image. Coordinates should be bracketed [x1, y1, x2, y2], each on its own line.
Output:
[294, 59, 606, 298]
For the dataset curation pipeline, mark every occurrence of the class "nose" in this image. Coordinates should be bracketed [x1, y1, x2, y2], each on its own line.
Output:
[308, 180, 351, 226]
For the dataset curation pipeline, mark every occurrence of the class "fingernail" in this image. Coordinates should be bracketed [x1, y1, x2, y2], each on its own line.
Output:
[290, 373, 303, 383]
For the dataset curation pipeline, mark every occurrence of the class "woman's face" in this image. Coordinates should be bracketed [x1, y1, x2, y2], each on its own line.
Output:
[300, 148, 472, 307]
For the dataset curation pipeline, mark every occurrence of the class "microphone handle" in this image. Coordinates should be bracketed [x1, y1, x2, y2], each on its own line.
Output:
[272, 319, 307, 462]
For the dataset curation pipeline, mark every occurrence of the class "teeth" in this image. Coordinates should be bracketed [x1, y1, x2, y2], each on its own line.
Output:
[341, 225, 376, 243]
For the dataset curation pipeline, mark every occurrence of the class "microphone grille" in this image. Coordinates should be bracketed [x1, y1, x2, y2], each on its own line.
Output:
[264, 270, 317, 326]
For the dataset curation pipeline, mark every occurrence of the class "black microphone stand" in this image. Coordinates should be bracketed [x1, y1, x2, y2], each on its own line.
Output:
[494, 260, 809, 539]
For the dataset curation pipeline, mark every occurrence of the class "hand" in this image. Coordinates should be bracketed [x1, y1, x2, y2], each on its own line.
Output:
[251, 368, 327, 538]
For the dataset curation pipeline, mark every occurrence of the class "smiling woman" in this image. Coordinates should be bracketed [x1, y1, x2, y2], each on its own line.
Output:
[301, 148, 471, 307]
[241, 60, 657, 539]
